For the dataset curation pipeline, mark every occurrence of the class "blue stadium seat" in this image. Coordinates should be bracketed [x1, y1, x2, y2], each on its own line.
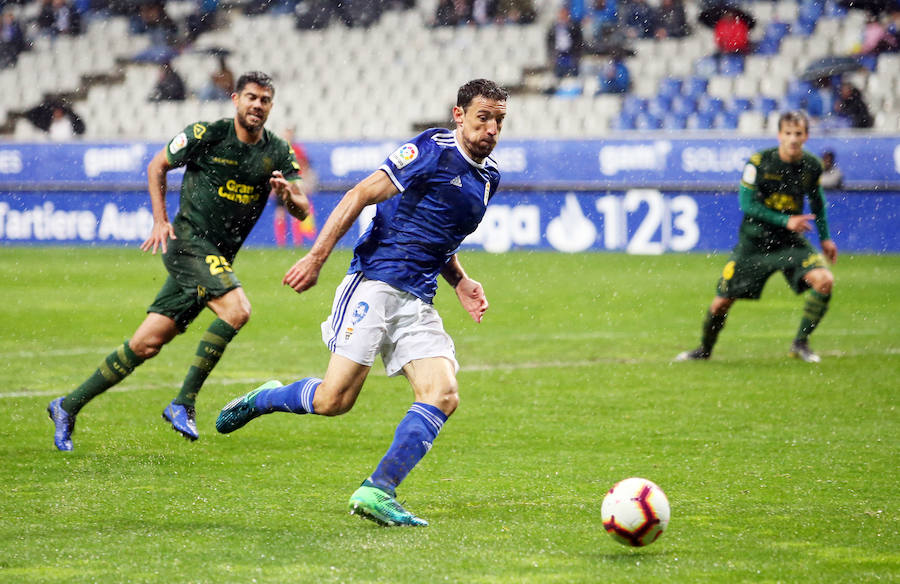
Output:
[765, 21, 791, 43]
[731, 97, 752, 112]
[622, 95, 648, 117]
[671, 94, 697, 117]
[858, 54, 878, 71]
[615, 112, 638, 130]
[648, 95, 673, 117]
[719, 55, 745, 76]
[688, 111, 716, 130]
[635, 112, 663, 130]
[754, 96, 779, 117]
[718, 111, 740, 129]
[694, 56, 718, 78]
[684, 76, 709, 99]
[658, 77, 683, 98]
[662, 113, 689, 130]
[697, 95, 725, 116]
[755, 38, 781, 55]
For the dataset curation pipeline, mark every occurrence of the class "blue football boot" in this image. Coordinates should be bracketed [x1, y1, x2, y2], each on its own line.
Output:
[162, 401, 199, 441]
[47, 397, 75, 451]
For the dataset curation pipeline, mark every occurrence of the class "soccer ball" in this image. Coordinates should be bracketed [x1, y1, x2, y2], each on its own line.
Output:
[601, 477, 670, 547]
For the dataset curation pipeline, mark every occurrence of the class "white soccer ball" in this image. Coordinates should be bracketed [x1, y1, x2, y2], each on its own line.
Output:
[601, 477, 670, 547]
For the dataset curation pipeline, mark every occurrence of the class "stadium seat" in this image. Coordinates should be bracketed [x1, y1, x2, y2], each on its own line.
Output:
[730, 97, 753, 113]
[754, 96, 779, 117]
[658, 77, 683, 98]
[684, 76, 709, 99]
[718, 55, 745, 76]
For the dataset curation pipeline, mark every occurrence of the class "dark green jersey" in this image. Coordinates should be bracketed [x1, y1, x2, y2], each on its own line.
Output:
[164, 118, 300, 259]
[737, 147, 829, 249]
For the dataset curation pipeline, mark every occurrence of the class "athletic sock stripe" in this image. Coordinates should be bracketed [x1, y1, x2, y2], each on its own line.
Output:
[408, 404, 445, 433]
[328, 273, 364, 352]
[116, 344, 135, 369]
[300, 378, 320, 413]
[201, 331, 228, 347]
[192, 355, 214, 372]
[98, 361, 120, 383]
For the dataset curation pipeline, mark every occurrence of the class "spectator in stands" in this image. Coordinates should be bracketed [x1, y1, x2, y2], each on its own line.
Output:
[199, 55, 234, 101]
[37, 0, 82, 36]
[497, 0, 535, 24]
[149, 61, 187, 102]
[819, 150, 844, 190]
[584, 0, 620, 51]
[133, 1, 179, 48]
[272, 127, 318, 247]
[25, 97, 86, 138]
[623, 0, 656, 39]
[434, 0, 470, 26]
[861, 12, 897, 55]
[596, 53, 630, 94]
[547, 6, 583, 79]
[470, 0, 496, 25]
[713, 7, 750, 54]
[186, 0, 219, 42]
[834, 81, 873, 128]
[655, 0, 689, 39]
[0, 9, 26, 68]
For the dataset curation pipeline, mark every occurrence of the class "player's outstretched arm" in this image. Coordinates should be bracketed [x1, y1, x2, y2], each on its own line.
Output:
[442, 255, 489, 323]
[283, 170, 398, 294]
[140, 149, 176, 255]
[270, 170, 310, 221]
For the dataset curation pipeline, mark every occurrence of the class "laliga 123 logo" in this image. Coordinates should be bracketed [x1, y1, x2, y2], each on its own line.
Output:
[389, 143, 418, 169]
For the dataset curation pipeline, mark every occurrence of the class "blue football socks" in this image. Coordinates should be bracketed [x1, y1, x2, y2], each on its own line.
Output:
[255, 377, 321, 414]
[368, 402, 448, 496]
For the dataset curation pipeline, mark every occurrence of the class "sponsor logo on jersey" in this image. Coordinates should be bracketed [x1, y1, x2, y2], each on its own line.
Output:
[217, 180, 260, 204]
[212, 156, 238, 166]
[170, 133, 188, 155]
[389, 143, 418, 169]
[763, 192, 800, 213]
[450, 175, 462, 187]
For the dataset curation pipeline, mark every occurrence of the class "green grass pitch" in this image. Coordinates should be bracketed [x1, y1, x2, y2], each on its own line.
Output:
[1, 247, 897, 583]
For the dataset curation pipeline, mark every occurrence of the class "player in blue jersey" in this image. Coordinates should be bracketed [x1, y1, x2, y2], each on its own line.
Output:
[216, 79, 508, 526]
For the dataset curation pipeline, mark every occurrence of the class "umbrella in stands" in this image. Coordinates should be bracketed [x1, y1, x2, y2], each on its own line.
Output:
[799, 56, 864, 81]
[698, 2, 756, 29]
[25, 99, 86, 135]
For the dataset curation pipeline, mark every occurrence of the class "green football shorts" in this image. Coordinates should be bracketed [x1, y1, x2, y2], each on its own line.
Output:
[716, 240, 827, 299]
[147, 245, 242, 331]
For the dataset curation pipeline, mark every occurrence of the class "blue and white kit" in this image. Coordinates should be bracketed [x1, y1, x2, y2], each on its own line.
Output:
[322, 128, 502, 373]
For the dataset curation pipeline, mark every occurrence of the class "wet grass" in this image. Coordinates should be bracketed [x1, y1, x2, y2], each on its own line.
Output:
[1, 247, 898, 583]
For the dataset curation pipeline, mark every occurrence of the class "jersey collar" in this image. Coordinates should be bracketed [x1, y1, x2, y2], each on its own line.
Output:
[453, 132, 487, 169]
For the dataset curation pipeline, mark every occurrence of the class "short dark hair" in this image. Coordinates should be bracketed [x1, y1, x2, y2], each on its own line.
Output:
[778, 110, 809, 132]
[457, 78, 508, 109]
[235, 71, 275, 96]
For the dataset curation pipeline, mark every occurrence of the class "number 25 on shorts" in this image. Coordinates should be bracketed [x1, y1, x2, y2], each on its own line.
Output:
[206, 255, 233, 275]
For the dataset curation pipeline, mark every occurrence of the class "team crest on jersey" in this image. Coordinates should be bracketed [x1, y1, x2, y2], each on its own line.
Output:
[389, 143, 418, 169]
[169, 132, 188, 155]
[351, 302, 369, 324]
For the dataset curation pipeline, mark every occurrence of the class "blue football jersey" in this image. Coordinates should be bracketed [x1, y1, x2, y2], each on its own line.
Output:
[348, 128, 501, 303]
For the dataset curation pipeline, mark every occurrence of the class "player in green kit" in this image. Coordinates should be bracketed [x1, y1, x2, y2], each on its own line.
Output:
[674, 111, 837, 363]
[47, 71, 310, 451]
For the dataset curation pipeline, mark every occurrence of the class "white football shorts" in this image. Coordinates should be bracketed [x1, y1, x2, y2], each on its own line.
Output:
[321, 272, 459, 377]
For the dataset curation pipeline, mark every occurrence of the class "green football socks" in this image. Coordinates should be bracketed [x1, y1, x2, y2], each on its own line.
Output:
[62, 341, 145, 414]
[174, 318, 238, 406]
[796, 290, 831, 343]
[701, 310, 728, 354]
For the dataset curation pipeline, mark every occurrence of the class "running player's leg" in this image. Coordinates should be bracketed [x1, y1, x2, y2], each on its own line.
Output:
[348, 356, 455, 527]
[790, 265, 834, 362]
[49, 312, 178, 451]
[172, 287, 250, 409]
